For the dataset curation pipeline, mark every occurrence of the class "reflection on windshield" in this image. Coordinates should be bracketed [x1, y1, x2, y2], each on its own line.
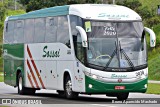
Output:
[86, 21, 147, 69]
[87, 38, 117, 67]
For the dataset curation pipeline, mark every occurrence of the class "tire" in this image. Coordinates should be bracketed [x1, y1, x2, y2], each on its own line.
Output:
[18, 73, 36, 95]
[64, 76, 78, 99]
[57, 90, 65, 98]
[117, 92, 129, 100]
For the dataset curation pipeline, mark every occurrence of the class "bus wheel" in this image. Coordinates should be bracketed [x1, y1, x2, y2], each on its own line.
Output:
[117, 92, 129, 100]
[18, 73, 35, 95]
[18, 72, 26, 94]
[57, 90, 65, 98]
[65, 76, 78, 99]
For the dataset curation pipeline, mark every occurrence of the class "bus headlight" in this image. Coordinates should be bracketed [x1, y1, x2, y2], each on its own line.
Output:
[92, 75, 98, 79]
[83, 71, 100, 80]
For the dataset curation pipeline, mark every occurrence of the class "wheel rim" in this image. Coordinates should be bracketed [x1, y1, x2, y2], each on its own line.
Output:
[19, 77, 22, 91]
[66, 80, 72, 95]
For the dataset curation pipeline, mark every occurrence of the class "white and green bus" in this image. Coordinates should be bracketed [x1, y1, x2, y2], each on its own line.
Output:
[3, 4, 156, 100]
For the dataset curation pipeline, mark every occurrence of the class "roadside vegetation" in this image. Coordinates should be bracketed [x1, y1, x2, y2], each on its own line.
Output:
[0, 71, 3, 82]
[147, 83, 160, 94]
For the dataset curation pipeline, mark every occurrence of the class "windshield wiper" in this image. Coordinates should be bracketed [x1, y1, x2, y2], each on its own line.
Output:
[119, 41, 135, 69]
[103, 41, 118, 70]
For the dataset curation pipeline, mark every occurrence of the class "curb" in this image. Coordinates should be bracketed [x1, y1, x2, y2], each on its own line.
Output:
[0, 74, 4, 76]
[148, 80, 160, 84]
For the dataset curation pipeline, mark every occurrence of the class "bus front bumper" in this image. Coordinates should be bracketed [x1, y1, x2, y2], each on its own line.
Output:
[85, 75, 147, 94]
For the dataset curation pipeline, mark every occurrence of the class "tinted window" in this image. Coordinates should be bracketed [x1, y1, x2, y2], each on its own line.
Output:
[24, 19, 34, 43]
[5, 21, 15, 43]
[45, 17, 58, 42]
[57, 16, 70, 48]
[14, 20, 24, 43]
[34, 18, 45, 43]
[70, 15, 84, 63]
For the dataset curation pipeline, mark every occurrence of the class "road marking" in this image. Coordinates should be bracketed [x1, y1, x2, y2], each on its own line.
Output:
[91, 104, 117, 107]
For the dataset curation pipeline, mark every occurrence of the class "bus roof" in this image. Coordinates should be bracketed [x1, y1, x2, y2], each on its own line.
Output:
[7, 4, 141, 21]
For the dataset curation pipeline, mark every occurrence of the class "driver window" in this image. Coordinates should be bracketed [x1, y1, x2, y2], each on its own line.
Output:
[70, 15, 84, 63]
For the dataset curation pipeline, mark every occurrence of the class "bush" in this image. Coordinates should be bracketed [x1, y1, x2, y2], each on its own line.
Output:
[146, 16, 160, 27]
[136, 6, 152, 19]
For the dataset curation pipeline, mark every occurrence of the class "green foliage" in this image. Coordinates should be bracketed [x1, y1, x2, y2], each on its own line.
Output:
[136, 6, 152, 19]
[0, 2, 6, 21]
[0, 9, 25, 43]
[26, 0, 101, 12]
[117, 0, 152, 20]
[26, 0, 55, 12]
[7, 9, 25, 16]
[18, 0, 30, 5]
[0, 2, 7, 43]
[0, 57, 3, 81]
[117, 0, 142, 10]
[7, 0, 24, 10]
[0, 71, 4, 82]
[146, 16, 160, 27]
[139, 0, 160, 14]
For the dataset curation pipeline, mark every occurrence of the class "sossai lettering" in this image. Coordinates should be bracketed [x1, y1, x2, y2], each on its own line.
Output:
[43, 46, 60, 58]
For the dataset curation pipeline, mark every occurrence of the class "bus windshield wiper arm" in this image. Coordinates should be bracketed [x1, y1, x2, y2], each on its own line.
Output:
[119, 41, 135, 69]
[103, 41, 118, 70]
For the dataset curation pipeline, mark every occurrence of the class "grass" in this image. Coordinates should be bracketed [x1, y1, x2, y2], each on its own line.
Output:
[0, 57, 3, 82]
[0, 106, 9, 107]
[147, 24, 160, 81]
[0, 57, 3, 72]
[146, 83, 160, 94]
[0, 71, 4, 82]
[148, 47, 160, 81]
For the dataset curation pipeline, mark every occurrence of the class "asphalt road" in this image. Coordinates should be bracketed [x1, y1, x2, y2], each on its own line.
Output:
[0, 82, 160, 107]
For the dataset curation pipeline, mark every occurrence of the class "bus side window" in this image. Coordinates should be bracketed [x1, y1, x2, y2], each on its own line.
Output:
[70, 15, 84, 63]
[24, 19, 34, 43]
[14, 20, 24, 43]
[57, 16, 70, 48]
[34, 18, 45, 43]
[45, 17, 58, 43]
[5, 21, 14, 43]
[6, 22, 8, 32]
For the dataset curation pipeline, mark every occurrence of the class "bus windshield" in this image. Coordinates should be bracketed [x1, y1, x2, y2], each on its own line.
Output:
[85, 21, 147, 70]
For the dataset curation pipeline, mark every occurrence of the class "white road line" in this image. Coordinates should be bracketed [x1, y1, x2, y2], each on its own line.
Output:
[91, 104, 117, 107]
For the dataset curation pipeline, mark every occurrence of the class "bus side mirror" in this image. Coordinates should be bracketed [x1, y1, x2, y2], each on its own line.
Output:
[144, 27, 156, 47]
[76, 26, 88, 47]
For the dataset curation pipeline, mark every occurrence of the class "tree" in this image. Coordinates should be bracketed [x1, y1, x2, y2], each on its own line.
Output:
[146, 16, 160, 27]
[26, 0, 101, 12]
[0, 2, 6, 21]
[18, 0, 30, 5]
[117, 0, 142, 10]
[136, 6, 152, 19]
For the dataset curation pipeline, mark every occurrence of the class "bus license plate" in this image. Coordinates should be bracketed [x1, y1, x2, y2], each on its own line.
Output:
[115, 86, 125, 90]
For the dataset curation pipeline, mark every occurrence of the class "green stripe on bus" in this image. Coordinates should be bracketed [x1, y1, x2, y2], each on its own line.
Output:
[3, 44, 24, 86]
[85, 75, 147, 93]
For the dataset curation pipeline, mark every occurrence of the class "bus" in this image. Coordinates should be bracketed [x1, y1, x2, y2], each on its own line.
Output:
[3, 4, 156, 100]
